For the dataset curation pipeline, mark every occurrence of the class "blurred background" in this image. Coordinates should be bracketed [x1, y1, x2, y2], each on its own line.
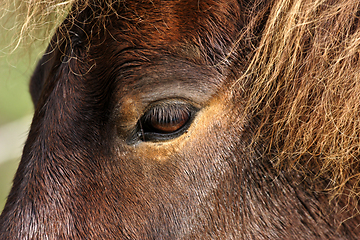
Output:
[0, 37, 45, 212]
[0, 0, 66, 213]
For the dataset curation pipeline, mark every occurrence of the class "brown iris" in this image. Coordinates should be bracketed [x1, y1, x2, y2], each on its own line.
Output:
[132, 101, 197, 143]
[143, 103, 191, 134]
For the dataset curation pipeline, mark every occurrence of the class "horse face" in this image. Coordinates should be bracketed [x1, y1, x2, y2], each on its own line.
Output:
[1, 0, 360, 239]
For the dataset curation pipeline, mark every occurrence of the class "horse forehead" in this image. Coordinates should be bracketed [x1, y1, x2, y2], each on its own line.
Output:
[81, 0, 244, 93]
[94, 0, 242, 51]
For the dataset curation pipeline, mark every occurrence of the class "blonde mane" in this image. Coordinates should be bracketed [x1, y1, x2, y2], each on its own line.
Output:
[240, 0, 360, 205]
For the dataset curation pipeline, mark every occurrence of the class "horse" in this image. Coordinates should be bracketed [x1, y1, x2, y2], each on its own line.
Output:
[1, 0, 360, 239]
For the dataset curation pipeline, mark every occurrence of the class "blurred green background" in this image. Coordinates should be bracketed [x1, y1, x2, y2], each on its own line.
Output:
[0, 41, 45, 212]
[0, 0, 59, 213]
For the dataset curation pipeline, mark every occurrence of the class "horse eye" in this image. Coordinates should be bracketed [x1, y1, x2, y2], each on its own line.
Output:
[143, 105, 190, 133]
[135, 102, 197, 142]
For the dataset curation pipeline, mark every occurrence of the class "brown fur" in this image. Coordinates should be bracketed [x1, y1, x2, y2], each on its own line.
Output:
[1, 0, 360, 239]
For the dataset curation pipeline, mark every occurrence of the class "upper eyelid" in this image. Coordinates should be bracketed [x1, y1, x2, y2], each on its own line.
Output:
[143, 104, 191, 120]
[141, 98, 199, 113]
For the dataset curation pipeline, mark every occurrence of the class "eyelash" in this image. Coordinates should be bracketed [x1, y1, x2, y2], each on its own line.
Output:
[129, 101, 197, 143]
[141, 104, 192, 133]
